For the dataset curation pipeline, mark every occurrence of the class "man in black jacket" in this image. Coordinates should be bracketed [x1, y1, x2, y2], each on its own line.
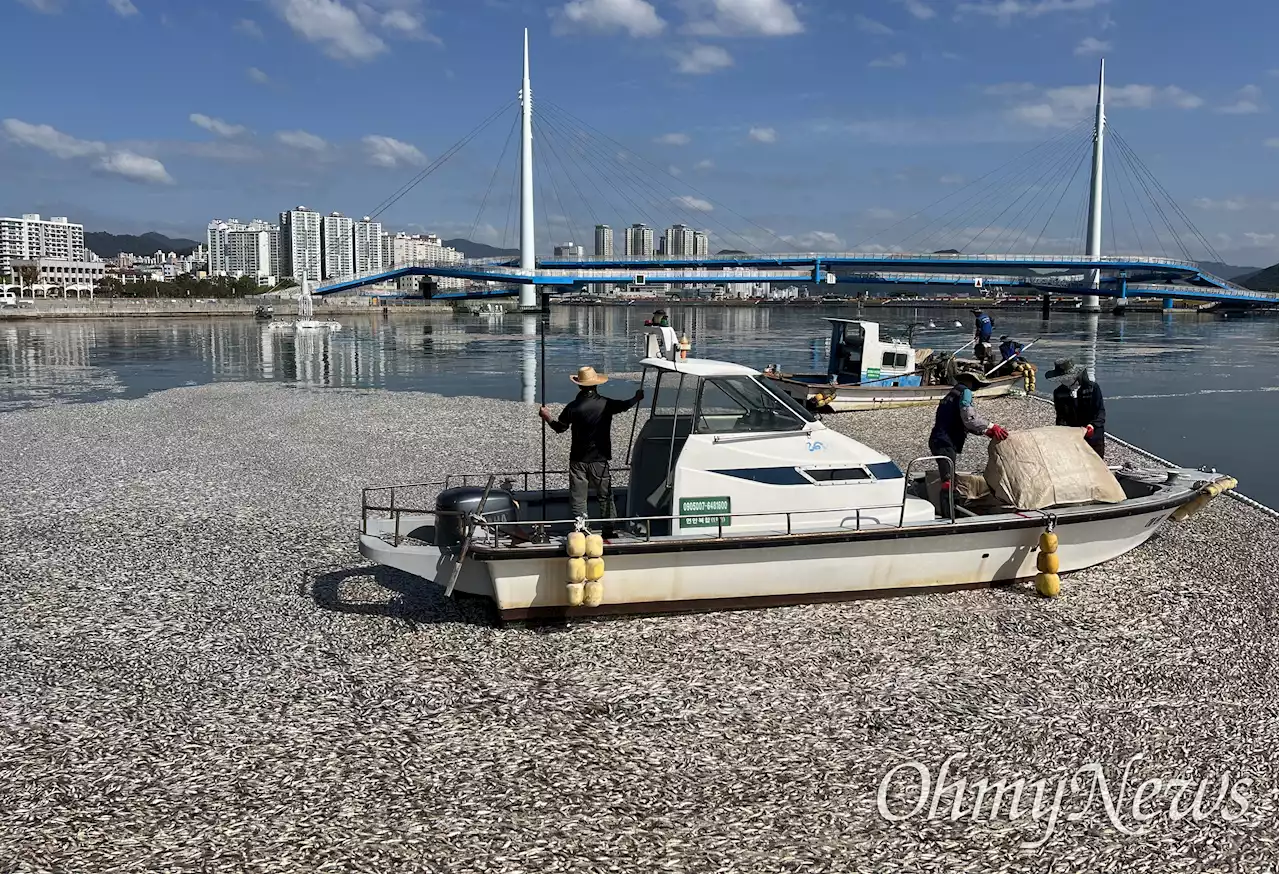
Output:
[539, 366, 644, 527]
[1048, 358, 1106, 458]
[928, 371, 1010, 515]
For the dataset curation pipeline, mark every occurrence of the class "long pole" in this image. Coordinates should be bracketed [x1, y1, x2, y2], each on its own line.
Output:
[539, 290, 547, 521]
[1082, 58, 1105, 313]
[518, 28, 537, 310]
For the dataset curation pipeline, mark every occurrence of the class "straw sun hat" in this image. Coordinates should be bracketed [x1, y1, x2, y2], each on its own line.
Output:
[570, 366, 609, 386]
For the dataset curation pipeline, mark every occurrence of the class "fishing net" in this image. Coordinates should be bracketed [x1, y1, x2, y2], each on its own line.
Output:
[984, 426, 1126, 510]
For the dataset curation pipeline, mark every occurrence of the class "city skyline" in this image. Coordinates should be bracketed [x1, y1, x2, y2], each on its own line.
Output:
[0, 0, 1275, 266]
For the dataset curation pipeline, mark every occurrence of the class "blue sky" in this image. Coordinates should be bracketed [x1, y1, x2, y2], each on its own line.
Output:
[2, 0, 1277, 266]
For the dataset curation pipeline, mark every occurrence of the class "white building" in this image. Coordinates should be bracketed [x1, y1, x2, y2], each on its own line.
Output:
[594, 224, 613, 258]
[279, 206, 322, 282]
[625, 223, 654, 258]
[0, 214, 85, 276]
[384, 231, 465, 290]
[379, 232, 395, 272]
[553, 242, 584, 258]
[10, 257, 105, 295]
[662, 224, 696, 258]
[321, 212, 355, 280]
[694, 230, 709, 258]
[208, 219, 279, 284]
[353, 217, 383, 275]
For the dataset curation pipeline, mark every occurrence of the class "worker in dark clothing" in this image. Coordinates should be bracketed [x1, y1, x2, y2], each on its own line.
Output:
[972, 309, 995, 366]
[539, 366, 644, 528]
[1047, 358, 1106, 458]
[993, 335, 1024, 377]
[928, 371, 1010, 515]
[645, 310, 670, 327]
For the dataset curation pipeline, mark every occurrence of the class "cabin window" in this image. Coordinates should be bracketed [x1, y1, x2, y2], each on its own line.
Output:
[881, 351, 910, 369]
[804, 467, 871, 482]
[652, 371, 696, 419]
[694, 376, 811, 433]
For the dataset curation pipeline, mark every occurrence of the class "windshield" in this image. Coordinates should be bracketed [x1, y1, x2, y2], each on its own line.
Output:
[695, 376, 814, 433]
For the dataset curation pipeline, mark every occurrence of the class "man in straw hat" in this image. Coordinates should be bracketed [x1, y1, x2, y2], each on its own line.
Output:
[540, 366, 645, 530]
[927, 370, 1010, 515]
[1047, 357, 1106, 458]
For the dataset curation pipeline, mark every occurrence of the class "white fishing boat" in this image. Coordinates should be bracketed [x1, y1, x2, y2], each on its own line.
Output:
[763, 318, 1023, 412]
[356, 326, 1235, 622]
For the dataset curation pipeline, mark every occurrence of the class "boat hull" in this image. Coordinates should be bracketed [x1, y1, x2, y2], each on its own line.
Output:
[767, 374, 1020, 412]
[359, 500, 1179, 622]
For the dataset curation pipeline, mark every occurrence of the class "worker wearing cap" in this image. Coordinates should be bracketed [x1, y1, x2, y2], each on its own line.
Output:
[539, 366, 645, 529]
[1048, 358, 1106, 458]
[928, 370, 1010, 515]
[972, 308, 995, 366]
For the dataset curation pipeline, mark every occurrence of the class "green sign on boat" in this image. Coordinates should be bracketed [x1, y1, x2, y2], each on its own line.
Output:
[866, 367, 882, 379]
[679, 496, 732, 529]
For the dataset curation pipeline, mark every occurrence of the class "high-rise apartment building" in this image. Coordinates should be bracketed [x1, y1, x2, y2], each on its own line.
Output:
[694, 230, 709, 258]
[321, 212, 355, 280]
[208, 219, 279, 283]
[0, 214, 84, 275]
[384, 232, 465, 289]
[625, 223, 654, 258]
[553, 242, 584, 258]
[352, 216, 383, 274]
[663, 224, 696, 258]
[279, 207, 322, 282]
[593, 224, 613, 258]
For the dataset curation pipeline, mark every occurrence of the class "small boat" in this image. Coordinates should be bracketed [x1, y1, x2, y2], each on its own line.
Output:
[763, 319, 1022, 412]
[356, 325, 1235, 622]
[820, 295, 843, 304]
[254, 305, 274, 320]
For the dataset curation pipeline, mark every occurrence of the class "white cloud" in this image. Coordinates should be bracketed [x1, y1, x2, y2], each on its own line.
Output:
[939, 173, 965, 184]
[655, 132, 691, 145]
[247, 67, 271, 85]
[748, 126, 777, 143]
[869, 52, 907, 68]
[273, 0, 386, 61]
[1074, 36, 1110, 55]
[783, 230, 845, 250]
[896, 0, 936, 19]
[1192, 197, 1249, 212]
[956, 0, 1111, 24]
[1217, 85, 1262, 115]
[676, 43, 733, 74]
[96, 151, 174, 185]
[1244, 232, 1276, 246]
[107, 0, 138, 16]
[378, 8, 441, 43]
[983, 81, 1036, 96]
[668, 164, 682, 176]
[363, 134, 427, 168]
[682, 0, 803, 37]
[694, 158, 714, 170]
[235, 18, 265, 39]
[864, 207, 899, 221]
[672, 195, 713, 212]
[1267, 137, 1279, 148]
[552, 0, 666, 37]
[2, 118, 105, 158]
[16, 0, 61, 12]
[1003, 82, 1205, 128]
[855, 14, 893, 35]
[276, 129, 329, 151]
[189, 113, 247, 138]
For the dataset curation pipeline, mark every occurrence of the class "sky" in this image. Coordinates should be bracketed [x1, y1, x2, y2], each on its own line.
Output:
[2, 0, 1277, 267]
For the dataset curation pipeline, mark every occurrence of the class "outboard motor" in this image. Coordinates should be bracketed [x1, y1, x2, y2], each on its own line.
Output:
[434, 486, 519, 549]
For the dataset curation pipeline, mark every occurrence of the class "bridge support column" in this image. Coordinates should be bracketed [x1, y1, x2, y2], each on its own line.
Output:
[1113, 276, 1127, 316]
[521, 312, 538, 405]
[1041, 292, 1051, 321]
[1162, 297, 1175, 311]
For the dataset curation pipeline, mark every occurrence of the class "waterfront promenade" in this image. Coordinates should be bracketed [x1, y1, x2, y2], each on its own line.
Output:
[0, 382, 1273, 872]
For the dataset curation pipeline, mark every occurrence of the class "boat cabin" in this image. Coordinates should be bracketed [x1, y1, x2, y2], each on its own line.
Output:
[824, 319, 920, 387]
[627, 327, 935, 536]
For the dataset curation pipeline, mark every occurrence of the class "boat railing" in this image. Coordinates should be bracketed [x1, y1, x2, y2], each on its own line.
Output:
[902, 455, 957, 524]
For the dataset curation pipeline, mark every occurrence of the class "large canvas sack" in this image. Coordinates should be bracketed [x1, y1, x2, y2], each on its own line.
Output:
[984, 426, 1127, 510]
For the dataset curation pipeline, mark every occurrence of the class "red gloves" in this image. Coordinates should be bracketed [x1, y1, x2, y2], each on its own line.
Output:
[1084, 425, 1095, 439]
[987, 424, 1010, 441]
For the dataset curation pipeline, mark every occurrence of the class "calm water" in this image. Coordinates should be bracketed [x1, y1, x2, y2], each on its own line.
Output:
[2, 305, 1276, 506]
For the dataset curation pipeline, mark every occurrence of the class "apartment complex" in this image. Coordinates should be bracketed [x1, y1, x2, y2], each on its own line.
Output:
[625, 223, 654, 257]
[593, 225, 613, 257]
[0, 214, 85, 275]
[352, 217, 383, 275]
[383, 232, 465, 289]
[279, 206, 323, 282]
[321, 212, 355, 280]
[553, 242, 584, 258]
[207, 219, 280, 284]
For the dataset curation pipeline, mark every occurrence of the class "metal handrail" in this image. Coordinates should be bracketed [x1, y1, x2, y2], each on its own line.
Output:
[901, 455, 957, 525]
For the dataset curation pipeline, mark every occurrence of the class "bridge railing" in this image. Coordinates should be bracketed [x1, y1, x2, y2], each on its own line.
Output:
[534, 252, 1204, 269]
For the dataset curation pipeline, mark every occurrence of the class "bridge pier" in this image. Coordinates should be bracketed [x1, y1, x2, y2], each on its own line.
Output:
[1113, 277, 1127, 316]
[1041, 293, 1051, 321]
[1163, 297, 1175, 311]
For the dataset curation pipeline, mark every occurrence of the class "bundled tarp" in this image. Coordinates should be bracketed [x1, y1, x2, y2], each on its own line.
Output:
[984, 426, 1127, 510]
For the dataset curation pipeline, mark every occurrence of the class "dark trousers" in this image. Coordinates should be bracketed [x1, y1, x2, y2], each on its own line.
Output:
[928, 440, 958, 517]
[1087, 434, 1105, 459]
[569, 460, 615, 522]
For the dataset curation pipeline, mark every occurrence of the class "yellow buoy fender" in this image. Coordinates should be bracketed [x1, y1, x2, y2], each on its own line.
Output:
[1036, 551, 1060, 574]
[586, 557, 605, 581]
[566, 582, 585, 607]
[1035, 572, 1061, 598]
[567, 557, 586, 584]
[1038, 532, 1058, 553]
[584, 580, 604, 608]
[585, 534, 604, 558]
[566, 531, 587, 557]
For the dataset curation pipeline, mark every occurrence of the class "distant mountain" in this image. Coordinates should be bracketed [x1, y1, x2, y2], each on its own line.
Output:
[717, 249, 748, 256]
[1235, 264, 1278, 292]
[443, 239, 519, 259]
[1194, 261, 1261, 280]
[85, 231, 200, 258]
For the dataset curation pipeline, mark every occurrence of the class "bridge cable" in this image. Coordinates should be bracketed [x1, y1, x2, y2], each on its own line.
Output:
[542, 99, 795, 250]
[541, 104, 763, 253]
[1109, 133, 1193, 260]
[852, 117, 1090, 250]
[533, 128, 558, 255]
[986, 131, 1094, 254]
[1008, 146, 1089, 255]
[1110, 137, 1164, 256]
[1000, 143, 1082, 255]
[536, 106, 657, 228]
[533, 121, 584, 251]
[535, 115, 601, 229]
[501, 136, 520, 250]
[367, 99, 516, 220]
[1104, 161, 1117, 255]
[1029, 150, 1089, 254]
[534, 109, 637, 232]
[469, 109, 521, 250]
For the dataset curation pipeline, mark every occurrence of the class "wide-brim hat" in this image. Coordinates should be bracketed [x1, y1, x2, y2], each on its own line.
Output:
[1045, 358, 1082, 379]
[570, 366, 609, 386]
[954, 370, 990, 389]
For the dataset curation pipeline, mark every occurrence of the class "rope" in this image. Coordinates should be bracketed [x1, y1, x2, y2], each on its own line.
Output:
[469, 110, 520, 247]
[1025, 394, 1277, 516]
[1030, 150, 1088, 253]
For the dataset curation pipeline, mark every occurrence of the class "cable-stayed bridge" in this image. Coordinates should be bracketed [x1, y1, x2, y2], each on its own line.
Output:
[313, 34, 1274, 310]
